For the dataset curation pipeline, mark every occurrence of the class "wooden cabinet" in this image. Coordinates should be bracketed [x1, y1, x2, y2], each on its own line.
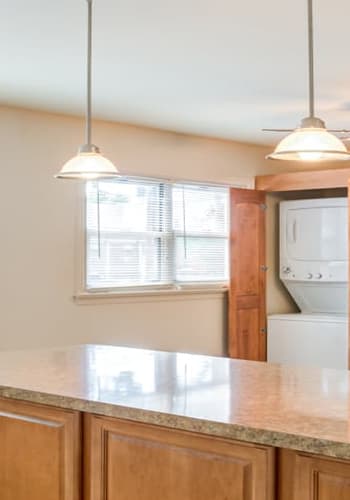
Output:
[228, 188, 267, 361]
[279, 449, 350, 500]
[3, 397, 350, 500]
[84, 414, 275, 500]
[0, 397, 81, 500]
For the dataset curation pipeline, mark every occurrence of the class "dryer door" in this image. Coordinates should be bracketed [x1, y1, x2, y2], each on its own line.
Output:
[285, 204, 347, 262]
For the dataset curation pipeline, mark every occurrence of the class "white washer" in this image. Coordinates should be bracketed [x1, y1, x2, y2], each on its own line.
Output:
[267, 313, 348, 369]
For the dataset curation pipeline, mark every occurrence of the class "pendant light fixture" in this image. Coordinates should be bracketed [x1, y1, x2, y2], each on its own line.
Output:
[265, 0, 350, 161]
[55, 0, 119, 179]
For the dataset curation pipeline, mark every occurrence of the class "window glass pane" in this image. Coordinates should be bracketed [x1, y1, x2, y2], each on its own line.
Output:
[175, 237, 228, 282]
[86, 235, 172, 288]
[172, 184, 228, 235]
[86, 179, 172, 289]
[87, 180, 171, 233]
[172, 184, 229, 282]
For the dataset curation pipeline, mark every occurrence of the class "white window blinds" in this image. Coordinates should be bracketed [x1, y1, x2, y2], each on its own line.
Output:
[86, 178, 229, 291]
[172, 183, 229, 283]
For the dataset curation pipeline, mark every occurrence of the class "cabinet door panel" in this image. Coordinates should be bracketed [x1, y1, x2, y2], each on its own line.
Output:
[228, 188, 266, 361]
[279, 449, 350, 500]
[85, 415, 275, 500]
[0, 398, 81, 500]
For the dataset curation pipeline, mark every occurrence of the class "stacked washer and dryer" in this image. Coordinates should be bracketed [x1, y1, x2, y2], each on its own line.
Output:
[267, 198, 348, 369]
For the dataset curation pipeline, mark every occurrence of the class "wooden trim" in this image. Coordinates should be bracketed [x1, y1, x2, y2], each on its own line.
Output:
[256, 167, 350, 192]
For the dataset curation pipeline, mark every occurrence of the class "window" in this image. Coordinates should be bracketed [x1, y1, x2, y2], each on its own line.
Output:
[85, 178, 229, 292]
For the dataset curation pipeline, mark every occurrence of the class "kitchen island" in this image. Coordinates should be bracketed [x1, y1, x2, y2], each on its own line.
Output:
[0, 344, 350, 500]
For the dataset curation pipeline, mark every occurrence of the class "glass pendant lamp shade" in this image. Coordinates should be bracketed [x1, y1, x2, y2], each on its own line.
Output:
[267, 121, 350, 162]
[56, 145, 119, 180]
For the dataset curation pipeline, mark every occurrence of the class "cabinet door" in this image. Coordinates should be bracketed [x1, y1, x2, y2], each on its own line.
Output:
[85, 415, 275, 500]
[0, 397, 81, 500]
[228, 188, 266, 361]
[279, 449, 350, 500]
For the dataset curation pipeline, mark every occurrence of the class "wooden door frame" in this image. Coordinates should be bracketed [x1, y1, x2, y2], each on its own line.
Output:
[256, 167, 350, 192]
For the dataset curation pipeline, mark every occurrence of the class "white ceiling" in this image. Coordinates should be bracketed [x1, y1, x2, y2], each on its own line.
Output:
[1, 0, 350, 145]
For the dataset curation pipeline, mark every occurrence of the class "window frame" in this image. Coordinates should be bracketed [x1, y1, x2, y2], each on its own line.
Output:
[74, 176, 251, 304]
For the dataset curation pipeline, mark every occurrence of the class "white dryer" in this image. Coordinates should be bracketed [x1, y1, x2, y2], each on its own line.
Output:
[268, 197, 348, 368]
[280, 197, 348, 314]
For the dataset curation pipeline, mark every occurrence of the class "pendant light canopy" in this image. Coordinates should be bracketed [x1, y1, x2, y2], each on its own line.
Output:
[266, 0, 350, 162]
[55, 0, 119, 179]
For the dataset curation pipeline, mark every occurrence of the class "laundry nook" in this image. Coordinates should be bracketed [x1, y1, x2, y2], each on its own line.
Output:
[268, 197, 348, 369]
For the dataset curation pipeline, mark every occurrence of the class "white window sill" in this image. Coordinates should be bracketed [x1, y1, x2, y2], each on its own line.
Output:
[74, 286, 228, 305]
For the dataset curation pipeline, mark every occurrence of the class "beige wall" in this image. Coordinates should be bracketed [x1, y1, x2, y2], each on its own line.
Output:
[0, 105, 293, 355]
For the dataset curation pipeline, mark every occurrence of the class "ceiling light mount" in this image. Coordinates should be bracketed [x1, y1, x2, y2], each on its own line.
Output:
[265, 0, 350, 162]
[299, 116, 325, 129]
[79, 144, 101, 154]
[55, 0, 119, 180]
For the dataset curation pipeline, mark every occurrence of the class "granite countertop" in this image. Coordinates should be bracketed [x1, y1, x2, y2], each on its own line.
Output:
[0, 344, 349, 459]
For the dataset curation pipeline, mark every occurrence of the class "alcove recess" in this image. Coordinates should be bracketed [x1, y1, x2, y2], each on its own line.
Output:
[255, 167, 350, 366]
[266, 187, 347, 317]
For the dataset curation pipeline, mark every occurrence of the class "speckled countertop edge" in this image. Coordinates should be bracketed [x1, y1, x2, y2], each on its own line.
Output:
[1, 385, 349, 460]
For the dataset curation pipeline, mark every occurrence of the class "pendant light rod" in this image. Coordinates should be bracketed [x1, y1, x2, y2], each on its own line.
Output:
[86, 0, 92, 146]
[307, 0, 315, 118]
